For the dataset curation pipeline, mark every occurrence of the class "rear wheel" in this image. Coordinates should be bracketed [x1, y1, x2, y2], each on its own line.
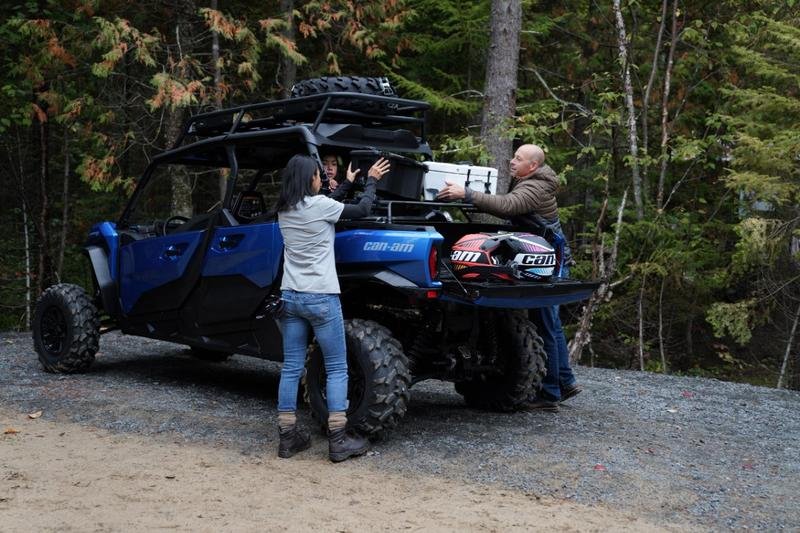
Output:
[305, 319, 411, 436]
[455, 311, 546, 411]
[291, 76, 398, 115]
[32, 284, 100, 373]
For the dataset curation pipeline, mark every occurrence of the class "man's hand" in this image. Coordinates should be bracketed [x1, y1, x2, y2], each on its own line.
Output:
[436, 180, 467, 202]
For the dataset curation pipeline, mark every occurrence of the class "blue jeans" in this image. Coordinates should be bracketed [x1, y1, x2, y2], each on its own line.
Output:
[277, 291, 348, 413]
[530, 267, 577, 401]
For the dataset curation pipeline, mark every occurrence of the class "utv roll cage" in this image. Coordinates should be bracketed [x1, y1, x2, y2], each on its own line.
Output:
[118, 92, 437, 229]
[173, 92, 433, 152]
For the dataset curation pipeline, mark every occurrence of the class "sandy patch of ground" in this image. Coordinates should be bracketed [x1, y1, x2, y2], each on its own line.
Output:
[0, 409, 675, 532]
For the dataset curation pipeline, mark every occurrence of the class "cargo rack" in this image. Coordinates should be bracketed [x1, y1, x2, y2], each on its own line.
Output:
[174, 92, 431, 150]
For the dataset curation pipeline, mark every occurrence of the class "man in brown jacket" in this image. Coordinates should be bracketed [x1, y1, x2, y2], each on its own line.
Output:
[437, 144, 582, 411]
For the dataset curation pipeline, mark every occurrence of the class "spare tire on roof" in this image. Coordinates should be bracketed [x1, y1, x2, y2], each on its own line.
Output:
[290, 76, 398, 115]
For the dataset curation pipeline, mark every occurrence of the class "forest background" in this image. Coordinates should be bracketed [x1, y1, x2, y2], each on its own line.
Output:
[0, 0, 798, 389]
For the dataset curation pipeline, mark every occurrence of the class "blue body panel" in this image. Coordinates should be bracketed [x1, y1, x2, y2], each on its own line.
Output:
[119, 230, 204, 314]
[88, 222, 120, 282]
[100, 216, 592, 316]
[202, 222, 283, 288]
[334, 228, 444, 288]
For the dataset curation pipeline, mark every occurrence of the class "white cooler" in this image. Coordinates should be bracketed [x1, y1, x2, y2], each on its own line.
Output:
[422, 162, 499, 200]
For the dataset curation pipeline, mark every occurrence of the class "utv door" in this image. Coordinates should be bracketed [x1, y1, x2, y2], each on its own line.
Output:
[192, 220, 283, 325]
[117, 161, 225, 317]
[118, 226, 210, 315]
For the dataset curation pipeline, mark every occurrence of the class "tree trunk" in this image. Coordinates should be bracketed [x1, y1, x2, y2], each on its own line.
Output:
[167, 107, 193, 218]
[279, 0, 296, 98]
[168, 9, 193, 217]
[36, 107, 50, 297]
[777, 300, 800, 389]
[612, 0, 644, 220]
[656, 0, 679, 211]
[17, 131, 32, 330]
[637, 273, 647, 371]
[569, 188, 629, 363]
[211, 0, 226, 202]
[57, 129, 69, 280]
[22, 196, 32, 330]
[658, 276, 668, 373]
[641, 0, 668, 187]
[480, 0, 522, 195]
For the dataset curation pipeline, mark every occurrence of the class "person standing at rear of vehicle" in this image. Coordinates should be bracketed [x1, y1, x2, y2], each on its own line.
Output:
[436, 144, 582, 411]
[275, 153, 390, 462]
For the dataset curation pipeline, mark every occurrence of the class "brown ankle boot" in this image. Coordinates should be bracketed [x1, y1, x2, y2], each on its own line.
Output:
[328, 427, 369, 463]
[278, 425, 311, 458]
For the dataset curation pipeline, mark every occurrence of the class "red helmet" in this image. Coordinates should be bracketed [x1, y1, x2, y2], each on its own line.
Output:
[449, 232, 557, 282]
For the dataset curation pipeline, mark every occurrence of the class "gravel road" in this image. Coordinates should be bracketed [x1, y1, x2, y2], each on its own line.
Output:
[1, 331, 798, 530]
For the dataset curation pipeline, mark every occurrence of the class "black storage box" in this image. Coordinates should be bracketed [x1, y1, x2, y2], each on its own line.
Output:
[349, 150, 427, 200]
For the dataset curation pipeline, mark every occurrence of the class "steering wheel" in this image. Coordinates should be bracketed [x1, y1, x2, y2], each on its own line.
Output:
[162, 215, 189, 236]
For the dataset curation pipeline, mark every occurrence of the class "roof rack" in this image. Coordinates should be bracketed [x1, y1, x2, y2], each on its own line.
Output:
[174, 92, 431, 150]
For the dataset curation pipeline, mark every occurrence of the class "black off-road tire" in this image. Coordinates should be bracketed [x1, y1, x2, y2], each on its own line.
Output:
[290, 76, 398, 115]
[188, 346, 232, 362]
[305, 319, 411, 436]
[32, 283, 100, 373]
[455, 311, 547, 411]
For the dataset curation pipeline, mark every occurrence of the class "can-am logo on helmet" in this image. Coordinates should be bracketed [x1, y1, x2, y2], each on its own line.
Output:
[450, 250, 482, 263]
[514, 253, 556, 267]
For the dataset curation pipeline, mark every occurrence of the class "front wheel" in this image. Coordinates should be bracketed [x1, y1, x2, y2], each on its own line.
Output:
[305, 319, 411, 436]
[32, 283, 100, 373]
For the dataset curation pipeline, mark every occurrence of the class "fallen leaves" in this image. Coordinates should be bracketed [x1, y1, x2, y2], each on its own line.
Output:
[28, 411, 43, 419]
[681, 390, 695, 399]
[593, 463, 607, 471]
[3, 427, 20, 435]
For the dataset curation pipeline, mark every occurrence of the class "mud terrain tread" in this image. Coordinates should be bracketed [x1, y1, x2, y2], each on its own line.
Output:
[290, 76, 398, 115]
[32, 283, 100, 373]
[455, 311, 546, 412]
[305, 318, 411, 436]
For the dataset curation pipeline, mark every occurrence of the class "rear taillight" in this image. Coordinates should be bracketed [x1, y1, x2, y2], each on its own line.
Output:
[429, 246, 439, 281]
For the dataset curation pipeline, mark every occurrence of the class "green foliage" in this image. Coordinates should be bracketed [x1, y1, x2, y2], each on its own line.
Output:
[731, 217, 780, 275]
[707, 300, 757, 345]
[0, 0, 799, 389]
[721, 13, 800, 209]
[433, 134, 490, 166]
[386, 71, 479, 116]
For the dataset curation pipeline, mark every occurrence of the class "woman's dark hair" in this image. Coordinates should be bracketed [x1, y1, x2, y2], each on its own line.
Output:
[275, 154, 319, 212]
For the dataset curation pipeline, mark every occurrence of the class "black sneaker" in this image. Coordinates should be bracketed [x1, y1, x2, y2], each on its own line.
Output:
[524, 397, 559, 412]
[560, 384, 583, 403]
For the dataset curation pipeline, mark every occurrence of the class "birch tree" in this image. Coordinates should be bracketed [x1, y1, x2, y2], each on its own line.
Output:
[612, 0, 643, 220]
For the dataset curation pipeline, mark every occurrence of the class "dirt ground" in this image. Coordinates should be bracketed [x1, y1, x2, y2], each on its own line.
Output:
[1, 408, 668, 532]
[2, 331, 799, 531]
